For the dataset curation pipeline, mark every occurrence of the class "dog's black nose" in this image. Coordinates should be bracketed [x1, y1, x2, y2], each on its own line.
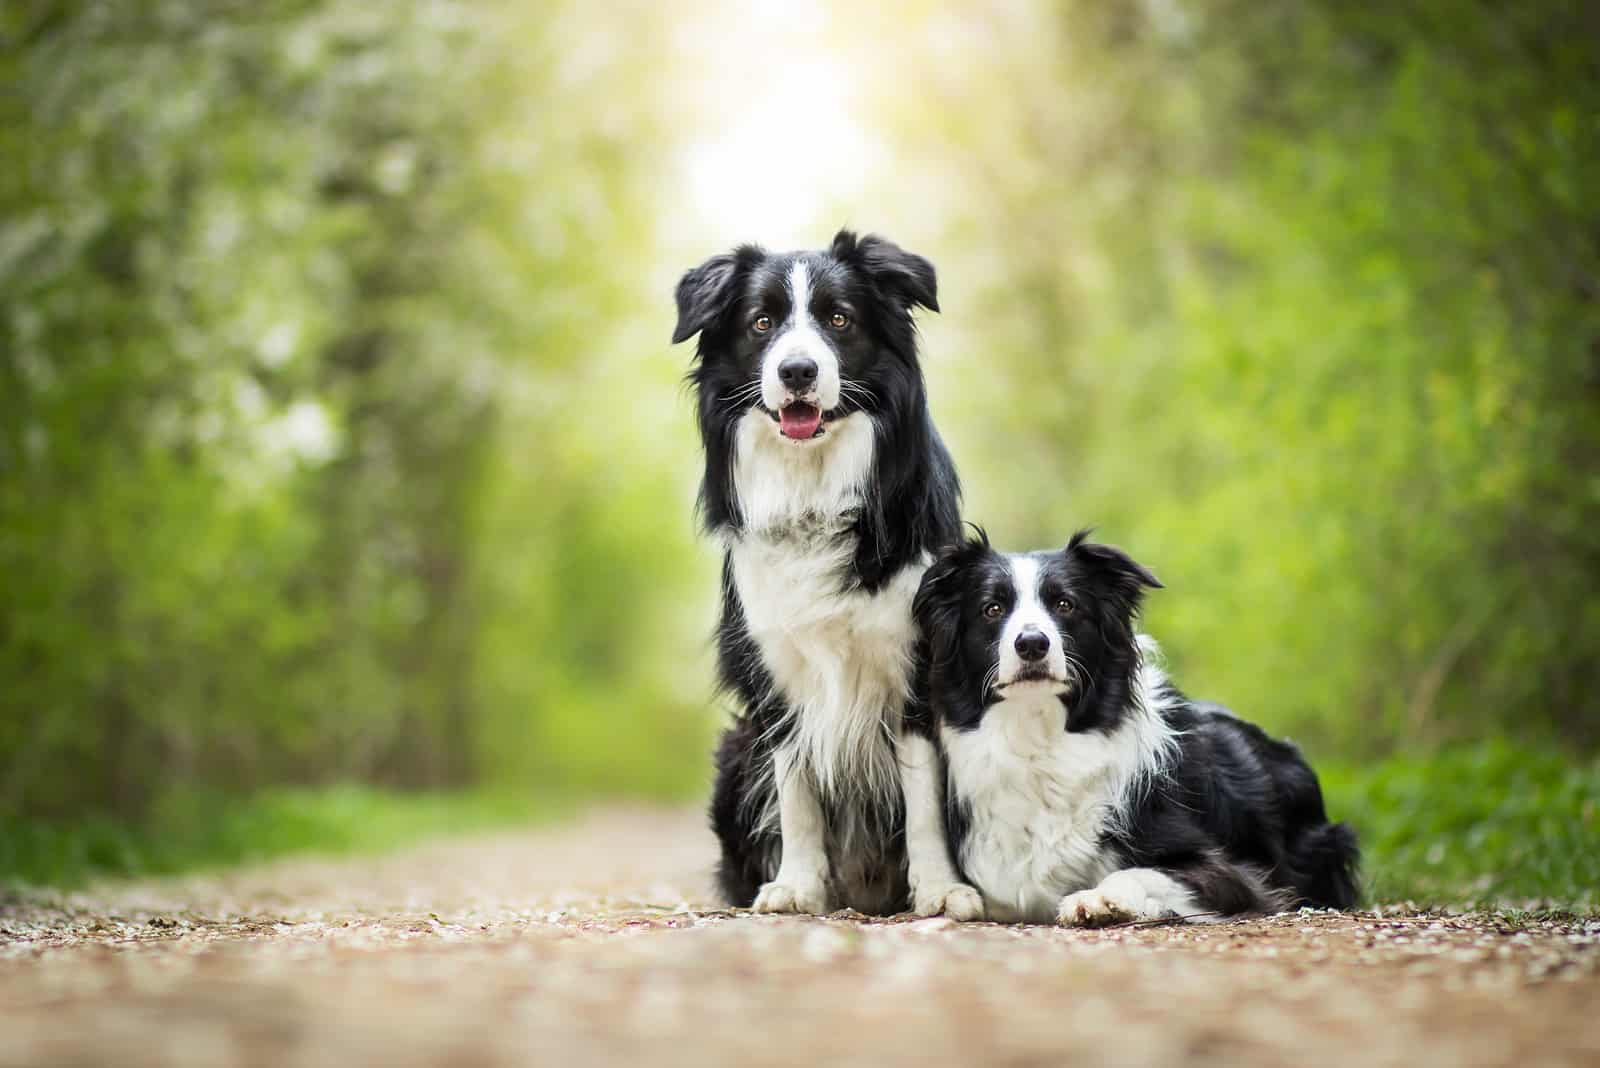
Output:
[778, 356, 819, 393]
[1014, 628, 1050, 663]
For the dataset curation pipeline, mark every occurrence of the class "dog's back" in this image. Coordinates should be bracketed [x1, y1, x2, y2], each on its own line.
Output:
[1161, 702, 1361, 909]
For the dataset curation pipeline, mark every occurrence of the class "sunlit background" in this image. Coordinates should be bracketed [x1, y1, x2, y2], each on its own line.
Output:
[2, 1, 1596, 899]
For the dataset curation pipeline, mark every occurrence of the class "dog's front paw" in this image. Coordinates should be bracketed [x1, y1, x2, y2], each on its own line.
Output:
[752, 876, 830, 915]
[1057, 871, 1180, 927]
[1056, 888, 1139, 927]
[912, 882, 986, 922]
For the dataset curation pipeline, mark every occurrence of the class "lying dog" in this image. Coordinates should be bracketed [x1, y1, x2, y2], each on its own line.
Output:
[912, 529, 1359, 924]
[673, 230, 979, 918]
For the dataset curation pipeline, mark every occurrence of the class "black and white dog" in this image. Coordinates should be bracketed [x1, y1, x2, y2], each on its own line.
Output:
[673, 230, 980, 918]
[913, 530, 1360, 925]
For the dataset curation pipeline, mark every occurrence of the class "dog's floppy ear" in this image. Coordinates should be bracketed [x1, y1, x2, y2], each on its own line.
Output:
[1066, 528, 1163, 605]
[672, 245, 761, 344]
[831, 229, 938, 313]
[913, 525, 991, 668]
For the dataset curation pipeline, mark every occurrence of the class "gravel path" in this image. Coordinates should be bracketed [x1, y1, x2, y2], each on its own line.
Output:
[2, 807, 1596, 1067]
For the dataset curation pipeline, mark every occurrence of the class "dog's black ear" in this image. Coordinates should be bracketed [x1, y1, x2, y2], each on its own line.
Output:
[913, 526, 991, 665]
[913, 553, 965, 673]
[672, 245, 761, 344]
[832, 229, 938, 313]
[1066, 528, 1163, 603]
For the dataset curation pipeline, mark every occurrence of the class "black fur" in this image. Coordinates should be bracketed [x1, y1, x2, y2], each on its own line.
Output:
[1114, 697, 1361, 913]
[914, 529, 1360, 918]
[675, 231, 962, 910]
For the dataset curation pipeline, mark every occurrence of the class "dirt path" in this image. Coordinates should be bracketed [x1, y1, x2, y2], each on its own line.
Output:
[2, 807, 1596, 1067]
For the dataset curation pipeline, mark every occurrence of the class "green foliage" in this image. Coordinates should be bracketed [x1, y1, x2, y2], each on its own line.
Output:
[0, 1, 710, 823]
[1323, 742, 1600, 909]
[0, 785, 558, 889]
[901, 0, 1600, 753]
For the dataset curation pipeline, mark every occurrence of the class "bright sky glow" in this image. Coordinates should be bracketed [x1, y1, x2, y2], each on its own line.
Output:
[670, 4, 886, 252]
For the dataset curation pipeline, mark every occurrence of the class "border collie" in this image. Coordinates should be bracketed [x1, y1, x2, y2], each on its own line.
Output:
[673, 230, 980, 918]
[913, 529, 1360, 925]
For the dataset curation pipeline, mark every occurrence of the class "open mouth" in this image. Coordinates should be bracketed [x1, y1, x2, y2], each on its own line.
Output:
[772, 401, 826, 441]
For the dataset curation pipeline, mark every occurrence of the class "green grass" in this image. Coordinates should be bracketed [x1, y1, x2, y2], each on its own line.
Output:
[1322, 742, 1600, 910]
[0, 785, 566, 890]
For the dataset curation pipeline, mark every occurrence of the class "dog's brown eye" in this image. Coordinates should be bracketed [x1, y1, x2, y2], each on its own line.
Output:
[753, 315, 772, 333]
[1056, 598, 1074, 614]
[830, 312, 849, 329]
[982, 602, 1004, 621]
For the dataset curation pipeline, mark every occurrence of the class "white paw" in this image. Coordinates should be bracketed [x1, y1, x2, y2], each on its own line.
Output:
[1058, 869, 1190, 927]
[1056, 888, 1141, 927]
[1056, 885, 1177, 927]
[912, 882, 986, 922]
[753, 876, 830, 915]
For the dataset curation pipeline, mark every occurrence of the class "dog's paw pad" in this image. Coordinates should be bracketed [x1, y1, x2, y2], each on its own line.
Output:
[753, 879, 830, 915]
[1056, 889, 1138, 928]
[913, 883, 986, 922]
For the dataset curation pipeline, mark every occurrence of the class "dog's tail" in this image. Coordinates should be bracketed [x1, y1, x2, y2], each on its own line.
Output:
[1288, 820, 1362, 909]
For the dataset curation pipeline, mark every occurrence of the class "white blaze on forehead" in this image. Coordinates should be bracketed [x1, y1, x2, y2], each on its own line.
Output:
[998, 554, 1068, 688]
[1001, 556, 1052, 642]
[789, 260, 810, 320]
[760, 258, 842, 413]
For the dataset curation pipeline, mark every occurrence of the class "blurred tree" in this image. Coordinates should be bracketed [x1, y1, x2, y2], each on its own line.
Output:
[4, 0, 1595, 836]
[897, 0, 1600, 749]
[0, 1, 709, 822]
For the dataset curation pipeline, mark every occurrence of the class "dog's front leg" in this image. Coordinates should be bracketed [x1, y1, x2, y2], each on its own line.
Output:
[899, 733, 984, 921]
[752, 747, 832, 915]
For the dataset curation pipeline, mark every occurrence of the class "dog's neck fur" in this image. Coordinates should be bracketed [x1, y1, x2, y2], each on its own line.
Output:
[722, 410, 876, 543]
[699, 382, 958, 593]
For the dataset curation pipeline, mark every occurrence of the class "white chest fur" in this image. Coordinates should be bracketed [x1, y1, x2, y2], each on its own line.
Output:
[942, 665, 1177, 923]
[724, 409, 923, 806]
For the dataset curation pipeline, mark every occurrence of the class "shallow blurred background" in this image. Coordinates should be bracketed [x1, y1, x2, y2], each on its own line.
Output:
[2, 1, 1596, 902]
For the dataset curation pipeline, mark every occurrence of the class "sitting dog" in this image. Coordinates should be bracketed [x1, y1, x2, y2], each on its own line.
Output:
[912, 529, 1359, 925]
[673, 230, 980, 918]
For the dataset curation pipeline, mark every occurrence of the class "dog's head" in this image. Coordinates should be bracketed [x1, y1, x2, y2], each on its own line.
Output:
[672, 229, 938, 446]
[913, 529, 1162, 731]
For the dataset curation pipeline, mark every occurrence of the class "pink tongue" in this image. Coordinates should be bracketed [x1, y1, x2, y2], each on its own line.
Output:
[779, 404, 822, 439]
